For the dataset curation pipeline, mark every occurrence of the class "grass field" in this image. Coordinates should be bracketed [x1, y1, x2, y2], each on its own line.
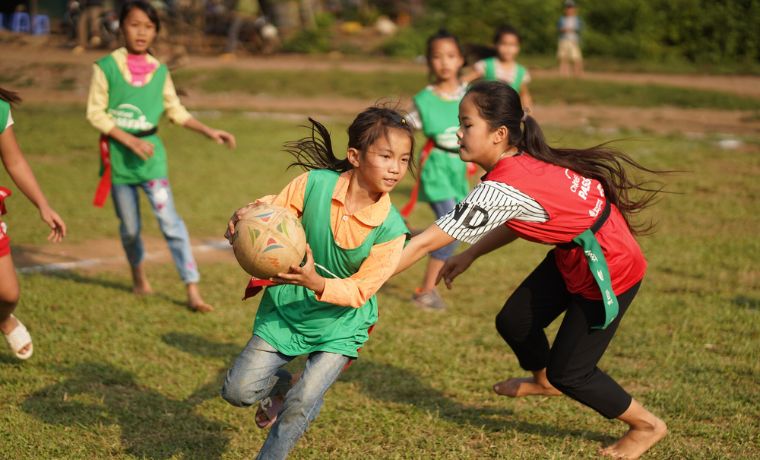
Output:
[0, 106, 758, 459]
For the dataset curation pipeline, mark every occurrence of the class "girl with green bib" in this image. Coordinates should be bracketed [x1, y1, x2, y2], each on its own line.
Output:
[464, 25, 534, 114]
[403, 29, 470, 310]
[222, 108, 413, 460]
[86, 1, 236, 312]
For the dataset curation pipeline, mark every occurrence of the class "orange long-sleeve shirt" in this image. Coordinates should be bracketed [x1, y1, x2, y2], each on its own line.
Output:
[261, 170, 406, 308]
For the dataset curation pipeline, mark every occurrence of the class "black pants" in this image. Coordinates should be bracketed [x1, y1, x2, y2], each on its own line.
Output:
[495, 251, 641, 419]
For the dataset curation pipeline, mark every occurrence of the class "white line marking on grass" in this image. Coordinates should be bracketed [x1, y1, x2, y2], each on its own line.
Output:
[17, 240, 232, 274]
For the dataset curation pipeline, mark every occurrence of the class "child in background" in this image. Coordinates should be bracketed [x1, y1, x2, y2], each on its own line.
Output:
[403, 29, 469, 310]
[0, 88, 67, 360]
[86, 1, 236, 312]
[463, 25, 534, 113]
[222, 108, 413, 460]
[558, 0, 584, 77]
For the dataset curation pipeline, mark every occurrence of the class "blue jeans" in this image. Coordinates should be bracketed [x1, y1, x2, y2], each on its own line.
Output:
[429, 198, 459, 260]
[221, 335, 349, 460]
[111, 178, 200, 283]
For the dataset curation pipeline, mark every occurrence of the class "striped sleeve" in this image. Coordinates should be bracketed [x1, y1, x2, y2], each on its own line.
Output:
[434, 181, 548, 244]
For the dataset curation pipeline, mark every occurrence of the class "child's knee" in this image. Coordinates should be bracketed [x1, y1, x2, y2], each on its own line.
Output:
[120, 221, 141, 242]
[546, 364, 586, 393]
[221, 380, 263, 407]
[220, 371, 275, 408]
[0, 285, 20, 307]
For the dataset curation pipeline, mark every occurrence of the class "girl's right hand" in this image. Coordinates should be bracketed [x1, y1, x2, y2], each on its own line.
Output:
[39, 206, 66, 243]
[436, 252, 475, 289]
[128, 136, 155, 160]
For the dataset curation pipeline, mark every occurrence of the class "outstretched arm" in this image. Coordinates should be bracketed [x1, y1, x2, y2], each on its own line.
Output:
[0, 127, 66, 242]
[183, 117, 236, 149]
[437, 225, 517, 288]
[394, 224, 455, 275]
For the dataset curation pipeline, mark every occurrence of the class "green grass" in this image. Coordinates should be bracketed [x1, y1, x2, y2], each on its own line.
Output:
[173, 68, 760, 111]
[1, 107, 759, 459]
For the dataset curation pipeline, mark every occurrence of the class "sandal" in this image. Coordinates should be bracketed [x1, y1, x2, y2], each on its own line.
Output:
[255, 396, 283, 429]
[3, 314, 33, 360]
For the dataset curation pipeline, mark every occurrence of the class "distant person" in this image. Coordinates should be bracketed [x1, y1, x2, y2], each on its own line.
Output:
[73, 0, 105, 54]
[557, 0, 584, 77]
[402, 29, 470, 310]
[0, 87, 67, 360]
[220, 0, 259, 60]
[463, 25, 534, 114]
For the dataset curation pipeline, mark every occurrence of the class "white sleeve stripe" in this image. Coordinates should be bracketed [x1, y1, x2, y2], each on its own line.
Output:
[434, 181, 548, 244]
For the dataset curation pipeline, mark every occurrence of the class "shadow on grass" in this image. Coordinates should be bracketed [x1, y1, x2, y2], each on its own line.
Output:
[732, 295, 760, 310]
[341, 359, 613, 444]
[35, 270, 189, 309]
[21, 361, 229, 459]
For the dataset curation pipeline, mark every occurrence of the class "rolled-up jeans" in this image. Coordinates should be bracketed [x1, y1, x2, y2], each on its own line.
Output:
[111, 178, 200, 283]
[221, 335, 349, 460]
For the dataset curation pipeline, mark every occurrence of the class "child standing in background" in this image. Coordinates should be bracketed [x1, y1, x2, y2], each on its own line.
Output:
[0, 88, 67, 360]
[222, 108, 413, 459]
[86, 1, 236, 312]
[558, 0, 584, 77]
[463, 25, 534, 114]
[403, 29, 469, 310]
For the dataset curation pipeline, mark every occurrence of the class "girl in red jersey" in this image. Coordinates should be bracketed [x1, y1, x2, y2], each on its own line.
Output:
[395, 81, 667, 459]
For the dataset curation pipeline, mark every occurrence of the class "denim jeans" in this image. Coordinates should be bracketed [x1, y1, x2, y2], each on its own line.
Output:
[429, 198, 459, 260]
[221, 335, 349, 460]
[111, 178, 199, 283]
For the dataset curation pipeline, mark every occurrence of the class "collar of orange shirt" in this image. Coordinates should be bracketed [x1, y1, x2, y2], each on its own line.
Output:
[333, 171, 391, 227]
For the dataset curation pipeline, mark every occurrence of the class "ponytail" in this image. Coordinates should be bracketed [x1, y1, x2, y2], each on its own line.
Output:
[0, 87, 21, 105]
[467, 81, 668, 235]
[285, 107, 416, 175]
[285, 117, 352, 173]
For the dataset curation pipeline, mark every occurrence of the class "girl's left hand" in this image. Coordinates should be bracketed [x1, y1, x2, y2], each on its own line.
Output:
[207, 129, 237, 149]
[271, 245, 326, 295]
[39, 206, 66, 243]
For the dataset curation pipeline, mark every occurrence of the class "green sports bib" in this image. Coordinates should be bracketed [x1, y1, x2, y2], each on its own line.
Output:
[97, 53, 168, 184]
[253, 169, 409, 357]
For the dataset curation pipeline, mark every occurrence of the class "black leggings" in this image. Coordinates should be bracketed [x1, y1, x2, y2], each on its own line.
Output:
[496, 251, 641, 419]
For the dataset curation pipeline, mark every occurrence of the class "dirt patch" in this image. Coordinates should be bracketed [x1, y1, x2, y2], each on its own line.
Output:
[4, 43, 759, 97]
[13, 236, 237, 274]
[3, 43, 759, 135]
[18, 88, 760, 136]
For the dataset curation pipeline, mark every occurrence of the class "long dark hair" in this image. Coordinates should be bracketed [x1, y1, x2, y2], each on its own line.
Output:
[425, 28, 465, 81]
[0, 87, 21, 105]
[285, 107, 416, 175]
[467, 81, 666, 235]
[119, 0, 161, 33]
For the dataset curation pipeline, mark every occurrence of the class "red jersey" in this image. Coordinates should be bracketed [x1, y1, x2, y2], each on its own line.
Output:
[485, 154, 646, 298]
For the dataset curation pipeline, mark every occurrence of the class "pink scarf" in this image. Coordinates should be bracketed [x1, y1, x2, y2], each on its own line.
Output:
[126, 53, 157, 86]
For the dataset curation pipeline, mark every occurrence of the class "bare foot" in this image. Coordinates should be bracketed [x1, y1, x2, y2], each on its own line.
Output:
[600, 416, 667, 459]
[130, 264, 153, 296]
[187, 283, 214, 313]
[0, 315, 32, 356]
[493, 376, 562, 397]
